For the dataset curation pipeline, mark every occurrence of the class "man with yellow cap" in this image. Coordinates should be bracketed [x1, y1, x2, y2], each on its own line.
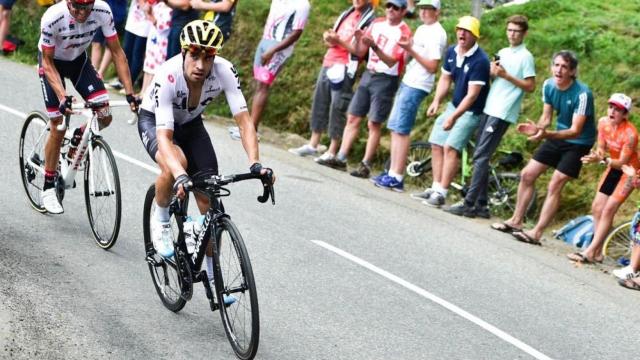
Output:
[419, 16, 490, 208]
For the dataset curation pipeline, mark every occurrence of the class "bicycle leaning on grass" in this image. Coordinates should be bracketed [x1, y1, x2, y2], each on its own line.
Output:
[18, 98, 134, 249]
[142, 169, 275, 360]
[602, 209, 638, 265]
[385, 140, 537, 219]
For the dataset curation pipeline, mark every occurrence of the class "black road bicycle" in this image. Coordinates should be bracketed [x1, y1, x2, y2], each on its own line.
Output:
[143, 170, 274, 360]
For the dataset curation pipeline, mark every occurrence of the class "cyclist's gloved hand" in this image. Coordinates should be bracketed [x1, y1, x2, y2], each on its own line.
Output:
[251, 162, 275, 184]
[250, 162, 263, 175]
[126, 93, 139, 113]
[173, 173, 192, 199]
[58, 96, 73, 116]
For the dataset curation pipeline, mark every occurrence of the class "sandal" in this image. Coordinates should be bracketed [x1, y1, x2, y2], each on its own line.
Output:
[511, 230, 542, 245]
[490, 222, 522, 234]
[566, 252, 602, 264]
[618, 278, 640, 291]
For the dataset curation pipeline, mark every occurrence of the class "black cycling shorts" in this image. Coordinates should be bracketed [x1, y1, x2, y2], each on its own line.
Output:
[137, 109, 219, 176]
[598, 168, 623, 196]
[38, 51, 108, 118]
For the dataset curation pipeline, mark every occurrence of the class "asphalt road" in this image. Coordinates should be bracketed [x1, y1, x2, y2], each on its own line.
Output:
[0, 57, 638, 359]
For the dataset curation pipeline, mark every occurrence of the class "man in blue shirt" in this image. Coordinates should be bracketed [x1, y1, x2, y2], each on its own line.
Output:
[445, 14, 535, 218]
[421, 15, 490, 208]
[493, 50, 595, 245]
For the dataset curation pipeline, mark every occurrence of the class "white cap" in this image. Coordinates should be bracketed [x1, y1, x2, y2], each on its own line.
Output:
[415, 0, 441, 9]
[608, 93, 632, 112]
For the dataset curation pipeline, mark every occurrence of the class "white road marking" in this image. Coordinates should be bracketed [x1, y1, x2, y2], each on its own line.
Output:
[312, 240, 553, 360]
[1, 103, 159, 174]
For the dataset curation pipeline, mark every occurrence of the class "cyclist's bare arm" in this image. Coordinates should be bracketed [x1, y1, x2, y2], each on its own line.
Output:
[40, 47, 67, 113]
[105, 37, 135, 100]
[233, 111, 260, 165]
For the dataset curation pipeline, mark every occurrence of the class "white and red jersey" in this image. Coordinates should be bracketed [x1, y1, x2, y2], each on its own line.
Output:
[140, 55, 248, 130]
[261, 0, 310, 43]
[38, 1, 117, 61]
[365, 18, 411, 76]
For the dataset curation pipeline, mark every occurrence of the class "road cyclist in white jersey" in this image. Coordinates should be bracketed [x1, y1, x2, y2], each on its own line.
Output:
[137, 20, 274, 284]
[38, 0, 138, 214]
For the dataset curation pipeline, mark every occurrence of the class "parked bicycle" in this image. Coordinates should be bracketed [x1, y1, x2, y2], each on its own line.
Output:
[385, 140, 537, 219]
[142, 169, 275, 360]
[602, 211, 638, 265]
[18, 99, 133, 249]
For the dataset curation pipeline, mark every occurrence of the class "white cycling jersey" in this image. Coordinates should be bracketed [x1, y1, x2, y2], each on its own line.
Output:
[140, 54, 248, 130]
[38, 0, 117, 61]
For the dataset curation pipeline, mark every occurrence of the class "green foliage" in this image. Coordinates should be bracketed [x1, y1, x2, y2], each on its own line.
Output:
[7, 0, 47, 64]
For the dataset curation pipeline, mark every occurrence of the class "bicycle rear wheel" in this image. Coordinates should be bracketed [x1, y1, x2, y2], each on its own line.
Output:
[215, 217, 259, 360]
[384, 141, 432, 189]
[18, 111, 48, 213]
[488, 172, 537, 220]
[84, 137, 122, 249]
[143, 185, 187, 312]
[603, 221, 633, 262]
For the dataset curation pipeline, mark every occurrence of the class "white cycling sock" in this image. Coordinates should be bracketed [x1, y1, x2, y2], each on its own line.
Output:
[154, 205, 170, 223]
[206, 255, 214, 281]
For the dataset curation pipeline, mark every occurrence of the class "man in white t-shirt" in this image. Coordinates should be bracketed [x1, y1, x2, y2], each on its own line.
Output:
[372, 0, 447, 192]
[317, 0, 412, 179]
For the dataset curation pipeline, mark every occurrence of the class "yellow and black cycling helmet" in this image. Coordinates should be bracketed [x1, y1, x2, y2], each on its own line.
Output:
[180, 20, 224, 51]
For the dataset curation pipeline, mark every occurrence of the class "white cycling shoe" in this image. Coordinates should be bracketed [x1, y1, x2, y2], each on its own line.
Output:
[151, 217, 175, 258]
[42, 188, 64, 214]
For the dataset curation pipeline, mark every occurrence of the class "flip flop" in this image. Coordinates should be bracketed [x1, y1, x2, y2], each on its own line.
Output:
[511, 230, 542, 246]
[490, 222, 522, 234]
[566, 252, 602, 264]
[618, 278, 640, 291]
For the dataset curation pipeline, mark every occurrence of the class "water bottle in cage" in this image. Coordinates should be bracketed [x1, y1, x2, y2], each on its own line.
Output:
[66, 127, 84, 161]
[184, 215, 205, 254]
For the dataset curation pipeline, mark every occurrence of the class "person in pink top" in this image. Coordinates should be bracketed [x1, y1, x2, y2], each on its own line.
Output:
[288, 0, 375, 158]
[316, 0, 412, 178]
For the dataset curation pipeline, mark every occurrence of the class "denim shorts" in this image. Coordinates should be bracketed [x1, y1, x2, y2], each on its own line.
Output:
[428, 102, 480, 151]
[387, 83, 428, 135]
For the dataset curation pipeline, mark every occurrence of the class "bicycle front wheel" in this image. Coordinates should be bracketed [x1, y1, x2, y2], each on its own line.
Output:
[143, 185, 187, 312]
[19, 111, 48, 213]
[215, 218, 259, 360]
[84, 137, 121, 249]
[603, 221, 633, 261]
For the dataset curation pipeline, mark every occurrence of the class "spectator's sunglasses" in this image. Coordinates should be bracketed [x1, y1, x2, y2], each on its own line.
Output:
[186, 45, 218, 59]
[385, 3, 402, 11]
[70, 1, 94, 10]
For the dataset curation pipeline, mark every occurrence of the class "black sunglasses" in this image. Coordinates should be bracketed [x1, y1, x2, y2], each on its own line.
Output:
[385, 3, 402, 11]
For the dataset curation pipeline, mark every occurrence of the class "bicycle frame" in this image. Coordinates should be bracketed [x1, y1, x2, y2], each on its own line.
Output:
[24, 100, 130, 193]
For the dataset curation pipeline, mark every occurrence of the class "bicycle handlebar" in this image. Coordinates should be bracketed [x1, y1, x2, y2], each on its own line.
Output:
[56, 98, 139, 131]
[185, 170, 276, 205]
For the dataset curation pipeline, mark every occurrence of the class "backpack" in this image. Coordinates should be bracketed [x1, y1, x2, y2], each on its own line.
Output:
[553, 215, 594, 249]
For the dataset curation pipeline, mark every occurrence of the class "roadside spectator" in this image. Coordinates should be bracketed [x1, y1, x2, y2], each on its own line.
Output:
[189, 0, 239, 42]
[492, 50, 596, 245]
[616, 187, 640, 288]
[0, 0, 15, 55]
[316, 0, 412, 178]
[91, 0, 127, 78]
[372, 0, 447, 192]
[421, 16, 490, 207]
[110, 0, 152, 90]
[165, 0, 200, 58]
[229, 0, 310, 140]
[140, 0, 172, 96]
[288, 0, 375, 158]
[566, 94, 637, 263]
[444, 14, 535, 216]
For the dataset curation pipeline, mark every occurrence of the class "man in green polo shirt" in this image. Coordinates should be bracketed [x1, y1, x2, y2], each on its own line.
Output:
[445, 14, 535, 218]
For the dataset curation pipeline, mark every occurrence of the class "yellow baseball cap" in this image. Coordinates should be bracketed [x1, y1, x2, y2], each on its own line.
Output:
[456, 16, 481, 38]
